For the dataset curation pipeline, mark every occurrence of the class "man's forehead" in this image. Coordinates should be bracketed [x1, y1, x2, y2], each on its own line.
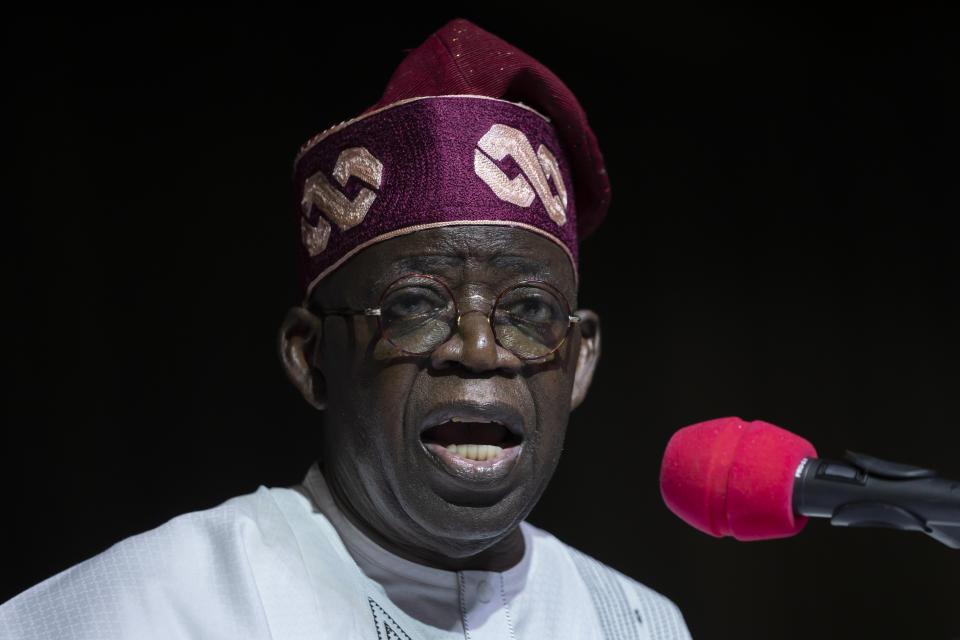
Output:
[320, 226, 576, 300]
[394, 252, 547, 273]
[392, 226, 558, 263]
[375, 227, 568, 274]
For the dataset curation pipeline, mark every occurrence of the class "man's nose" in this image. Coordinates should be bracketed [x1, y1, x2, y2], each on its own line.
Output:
[429, 311, 522, 374]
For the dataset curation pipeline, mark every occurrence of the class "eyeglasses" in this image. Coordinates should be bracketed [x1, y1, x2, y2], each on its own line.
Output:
[314, 273, 580, 360]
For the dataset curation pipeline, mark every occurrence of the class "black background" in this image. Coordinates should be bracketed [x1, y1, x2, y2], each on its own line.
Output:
[4, 7, 957, 639]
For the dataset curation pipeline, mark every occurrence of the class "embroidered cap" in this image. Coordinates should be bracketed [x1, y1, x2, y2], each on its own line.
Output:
[294, 19, 609, 298]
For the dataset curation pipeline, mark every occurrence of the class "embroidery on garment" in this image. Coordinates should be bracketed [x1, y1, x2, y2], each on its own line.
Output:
[568, 548, 643, 640]
[368, 598, 413, 640]
[301, 147, 384, 256]
[474, 124, 569, 226]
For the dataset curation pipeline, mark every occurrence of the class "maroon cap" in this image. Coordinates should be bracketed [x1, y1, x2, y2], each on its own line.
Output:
[369, 19, 610, 239]
[294, 20, 608, 297]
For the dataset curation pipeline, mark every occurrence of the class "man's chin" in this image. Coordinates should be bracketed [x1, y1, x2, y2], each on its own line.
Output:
[387, 436, 553, 566]
[398, 500, 529, 569]
[397, 478, 535, 549]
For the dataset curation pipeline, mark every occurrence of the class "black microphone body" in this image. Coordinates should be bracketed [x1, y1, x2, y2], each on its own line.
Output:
[793, 451, 960, 548]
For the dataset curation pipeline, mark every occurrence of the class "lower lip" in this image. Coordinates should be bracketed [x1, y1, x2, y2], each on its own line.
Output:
[422, 442, 522, 482]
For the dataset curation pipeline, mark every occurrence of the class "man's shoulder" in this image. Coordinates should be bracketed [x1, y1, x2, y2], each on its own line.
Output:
[522, 522, 693, 640]
[0, 486, 323, 640]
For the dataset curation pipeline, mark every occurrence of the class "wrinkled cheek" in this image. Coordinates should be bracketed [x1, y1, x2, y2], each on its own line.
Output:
[529, 372, 575, 470]
[324, 365, 408, 469]
[537, 409, 569, 469]
[355, 366, 420, 458]
[371, 336, 401, 361]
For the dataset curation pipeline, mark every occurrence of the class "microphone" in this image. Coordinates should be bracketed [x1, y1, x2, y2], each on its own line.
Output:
[659, 417, 960, 548]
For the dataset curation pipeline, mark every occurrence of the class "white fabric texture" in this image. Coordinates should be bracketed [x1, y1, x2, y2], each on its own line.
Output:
[1, 466, 692, 639]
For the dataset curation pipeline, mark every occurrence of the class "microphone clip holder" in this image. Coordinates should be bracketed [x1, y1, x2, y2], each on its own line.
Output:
[793, 451, 960, 549]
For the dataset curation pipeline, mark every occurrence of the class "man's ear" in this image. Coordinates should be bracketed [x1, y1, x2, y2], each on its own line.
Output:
[278, 307, 326, 410]
[570, 309, 600, 410]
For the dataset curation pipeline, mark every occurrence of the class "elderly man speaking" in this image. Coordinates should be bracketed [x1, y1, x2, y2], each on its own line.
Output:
[1, 20, 691, 640]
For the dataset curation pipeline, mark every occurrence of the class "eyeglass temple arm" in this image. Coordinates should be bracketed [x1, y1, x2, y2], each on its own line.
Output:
[314, 307, 381, 317]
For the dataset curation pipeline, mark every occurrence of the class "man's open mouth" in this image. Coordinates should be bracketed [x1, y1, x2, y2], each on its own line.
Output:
[416, 404, 526, 482]
[420, 417, 524, 462]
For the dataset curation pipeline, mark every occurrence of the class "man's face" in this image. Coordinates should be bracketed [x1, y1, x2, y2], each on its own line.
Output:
[285, 225, 598, 570]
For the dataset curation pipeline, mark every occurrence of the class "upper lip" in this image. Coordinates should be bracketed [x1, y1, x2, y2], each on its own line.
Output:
[418, 401, 526, 441]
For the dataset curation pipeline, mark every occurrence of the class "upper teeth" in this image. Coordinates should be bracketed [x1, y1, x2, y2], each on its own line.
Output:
[450, 417, 495, 423]
[447, 444, 503, 461]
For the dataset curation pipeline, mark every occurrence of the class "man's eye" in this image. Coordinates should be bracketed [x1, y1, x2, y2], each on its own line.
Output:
[382, 289, 446, 319]
[502, 296, 558, 325]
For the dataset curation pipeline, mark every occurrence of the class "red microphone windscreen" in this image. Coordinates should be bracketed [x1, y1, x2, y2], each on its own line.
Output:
[659, 417, 818, 541]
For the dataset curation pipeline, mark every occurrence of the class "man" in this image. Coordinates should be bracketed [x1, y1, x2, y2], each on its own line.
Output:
[1, 19, 691, 639]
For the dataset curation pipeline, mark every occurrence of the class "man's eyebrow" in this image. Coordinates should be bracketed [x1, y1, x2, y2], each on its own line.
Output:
[488, 255, 551, 277]
[392, 255, 464, 273]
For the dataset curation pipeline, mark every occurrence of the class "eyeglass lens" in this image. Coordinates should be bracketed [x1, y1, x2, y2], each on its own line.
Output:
[378, 275, 570, 358]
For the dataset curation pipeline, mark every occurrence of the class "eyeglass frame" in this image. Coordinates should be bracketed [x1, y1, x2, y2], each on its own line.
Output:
[310, 273, 582, 360]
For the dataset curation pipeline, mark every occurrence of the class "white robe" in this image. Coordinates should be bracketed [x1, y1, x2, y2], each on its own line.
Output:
[1, 466, 692, 639]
